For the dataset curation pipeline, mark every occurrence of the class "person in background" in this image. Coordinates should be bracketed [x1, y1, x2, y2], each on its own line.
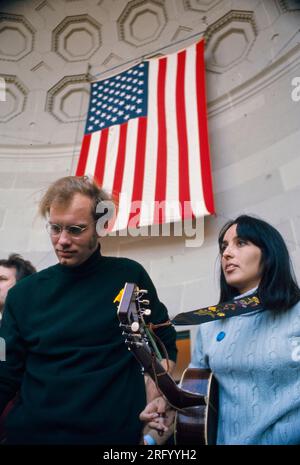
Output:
[0, 253, 36, 442]
[0, 176, 177, 445]
[140, 215, 300, 445]
[0, 254, 36, 321]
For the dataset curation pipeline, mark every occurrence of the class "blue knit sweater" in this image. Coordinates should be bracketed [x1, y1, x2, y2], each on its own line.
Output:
[190, 292, 300, 445]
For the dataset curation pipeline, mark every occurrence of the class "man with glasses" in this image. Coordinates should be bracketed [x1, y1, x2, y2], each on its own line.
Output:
[0, 176, 177, 445]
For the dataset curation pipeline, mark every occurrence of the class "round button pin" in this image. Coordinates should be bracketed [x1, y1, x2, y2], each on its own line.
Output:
[216, 331, 226, 341]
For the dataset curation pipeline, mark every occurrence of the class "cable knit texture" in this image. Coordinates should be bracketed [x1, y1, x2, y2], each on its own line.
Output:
[190, 299, 300, 444]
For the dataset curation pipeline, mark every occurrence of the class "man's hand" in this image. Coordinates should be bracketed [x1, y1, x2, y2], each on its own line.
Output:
[141, 359, 176, 443]
[139, 396, 175, 433]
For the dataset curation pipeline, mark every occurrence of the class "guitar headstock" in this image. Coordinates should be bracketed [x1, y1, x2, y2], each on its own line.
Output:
[117, 282, 152, 350]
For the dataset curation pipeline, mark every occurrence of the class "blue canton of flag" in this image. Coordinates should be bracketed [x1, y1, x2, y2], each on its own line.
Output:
[86, 62, 148, 133]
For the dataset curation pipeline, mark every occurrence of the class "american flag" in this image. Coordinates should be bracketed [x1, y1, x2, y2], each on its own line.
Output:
[76, 39, 214, 231]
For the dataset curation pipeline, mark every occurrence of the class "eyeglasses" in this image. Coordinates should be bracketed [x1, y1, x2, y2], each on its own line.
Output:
[46, 222, 88, 237]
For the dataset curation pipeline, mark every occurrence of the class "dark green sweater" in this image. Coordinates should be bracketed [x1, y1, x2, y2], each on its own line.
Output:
[0, 248, 177, 444]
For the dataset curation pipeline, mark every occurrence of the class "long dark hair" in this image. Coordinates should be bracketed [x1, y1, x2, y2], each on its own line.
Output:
[218, 215, 300, 311]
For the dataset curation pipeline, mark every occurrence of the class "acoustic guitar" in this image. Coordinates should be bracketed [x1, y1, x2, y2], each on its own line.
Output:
[116, 282, 218, 445]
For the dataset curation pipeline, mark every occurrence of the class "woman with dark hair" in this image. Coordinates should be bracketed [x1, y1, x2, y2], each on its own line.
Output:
[140, 215, 300, 444]
[217, 215, 300, 312]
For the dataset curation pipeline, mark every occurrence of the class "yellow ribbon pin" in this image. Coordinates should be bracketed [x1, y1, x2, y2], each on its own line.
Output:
[113, 288, 124, 304]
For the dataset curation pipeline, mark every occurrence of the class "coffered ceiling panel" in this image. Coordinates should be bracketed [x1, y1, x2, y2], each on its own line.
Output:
[52, 14, 102, 62]
[183, 0, 223, 13]
[205, 10, 257, 73]
[46, 74, 89, 123]
[0, 74, 27, 122]
[117, 0, 167, 47]
[0, 13, 35, 62]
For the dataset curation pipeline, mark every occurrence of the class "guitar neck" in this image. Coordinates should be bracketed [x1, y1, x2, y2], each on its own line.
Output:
[117, 282, 206, 410]
[129, 343, 205, 409]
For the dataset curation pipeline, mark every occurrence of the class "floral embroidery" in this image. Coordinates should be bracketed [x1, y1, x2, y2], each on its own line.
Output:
[173, 294, 262, 325]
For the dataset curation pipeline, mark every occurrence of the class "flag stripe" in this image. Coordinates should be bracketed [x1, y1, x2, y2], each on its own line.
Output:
[129, 116, 147, 225]
[94, 128, 109, 186]
[85, 131, 101, 177]
[185, 42, 207, 217]
[114, 118, 139, 230]
[102, 125, 120, 194]
[139, 59, 159, 227]
[154, 57, 167, 224]
[165, 52, 181, 223]
[196, 39, 215, 214]
[76, 133, 91, 176]
[112, 123, 128, 196]
[176, 50, 192, 219]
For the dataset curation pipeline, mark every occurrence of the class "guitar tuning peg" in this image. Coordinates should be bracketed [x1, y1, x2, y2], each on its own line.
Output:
[142, 309, 151, 316]
[131, 322, 139, 332]
[138, 289, 148, 295]
[139, 299, 150, 305]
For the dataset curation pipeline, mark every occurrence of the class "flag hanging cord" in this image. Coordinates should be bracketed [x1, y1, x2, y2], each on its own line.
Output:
[88, 30, 205, 83]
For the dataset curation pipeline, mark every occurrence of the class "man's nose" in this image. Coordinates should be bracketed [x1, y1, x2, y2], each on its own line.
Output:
[57, 229, 72, 245]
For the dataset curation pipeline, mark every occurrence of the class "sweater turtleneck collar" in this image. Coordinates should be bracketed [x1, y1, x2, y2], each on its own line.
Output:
[57, 244, 103, 276]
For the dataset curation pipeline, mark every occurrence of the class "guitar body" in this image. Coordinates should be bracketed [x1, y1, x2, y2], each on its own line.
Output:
[175, 368, 218, 445]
